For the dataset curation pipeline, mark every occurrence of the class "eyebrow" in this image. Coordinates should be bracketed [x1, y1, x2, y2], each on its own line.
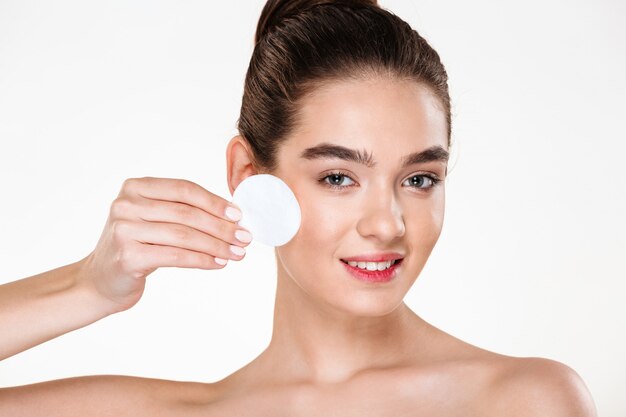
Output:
[299, 142, 449, 168]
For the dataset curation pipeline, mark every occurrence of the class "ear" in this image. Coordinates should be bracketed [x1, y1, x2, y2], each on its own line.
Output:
[226, 135, 259, 196]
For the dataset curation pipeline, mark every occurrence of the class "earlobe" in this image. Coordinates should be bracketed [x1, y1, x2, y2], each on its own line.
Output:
[226, 135, 259, 196]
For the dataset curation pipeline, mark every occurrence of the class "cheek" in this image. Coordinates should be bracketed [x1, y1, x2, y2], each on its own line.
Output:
[275, 193, 349, 294]
[294, 193, 349, 249]
[431, 191, 445, 235]
[276, 190, 356, 292]
[404, 194, 445, 250]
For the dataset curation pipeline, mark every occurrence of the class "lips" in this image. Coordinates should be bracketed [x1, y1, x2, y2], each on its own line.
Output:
[341, 252, 404, 283]
[340, 257, 402, 283]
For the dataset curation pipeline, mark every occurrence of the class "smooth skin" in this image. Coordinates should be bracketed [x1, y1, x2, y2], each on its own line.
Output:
[0, 77, 597, 416]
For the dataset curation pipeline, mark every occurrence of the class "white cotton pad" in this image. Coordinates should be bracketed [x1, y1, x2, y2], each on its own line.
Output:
[231, 174, 301, 247]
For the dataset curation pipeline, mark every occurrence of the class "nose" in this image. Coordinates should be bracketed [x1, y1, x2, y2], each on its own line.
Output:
[355, 188, 406, 243]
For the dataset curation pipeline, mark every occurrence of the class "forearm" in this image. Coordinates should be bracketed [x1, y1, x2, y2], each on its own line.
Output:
[0, 258, 114, 361]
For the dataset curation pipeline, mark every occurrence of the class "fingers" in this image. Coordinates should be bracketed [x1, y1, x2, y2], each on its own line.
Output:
[108, 177, 252, 272]
[113, 220, 245, 264]
[119, 177, 240, 223]
[132, 242, 230, 271]
[112, 197, 251, 249]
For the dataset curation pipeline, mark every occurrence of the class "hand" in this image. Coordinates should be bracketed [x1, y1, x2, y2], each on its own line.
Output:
[79, 177, 251, 313]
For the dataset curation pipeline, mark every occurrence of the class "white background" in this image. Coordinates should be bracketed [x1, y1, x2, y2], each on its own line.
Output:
[1, 0, 624, 415]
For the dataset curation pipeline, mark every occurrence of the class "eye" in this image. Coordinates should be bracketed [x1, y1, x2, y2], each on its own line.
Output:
[402, 174, 442, 191]
[319, 171, 356, 190]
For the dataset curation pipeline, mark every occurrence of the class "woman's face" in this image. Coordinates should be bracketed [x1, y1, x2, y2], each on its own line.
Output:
[272, 77, 449, 317]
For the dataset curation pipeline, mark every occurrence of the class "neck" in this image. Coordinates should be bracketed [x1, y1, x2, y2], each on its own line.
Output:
[260, 257, 427, 385]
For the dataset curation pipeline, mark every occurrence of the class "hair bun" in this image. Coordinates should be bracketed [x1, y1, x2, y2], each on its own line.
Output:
[255, 0, 378, 45]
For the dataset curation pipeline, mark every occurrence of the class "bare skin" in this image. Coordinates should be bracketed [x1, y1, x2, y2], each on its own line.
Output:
[0, 78, 597, 416]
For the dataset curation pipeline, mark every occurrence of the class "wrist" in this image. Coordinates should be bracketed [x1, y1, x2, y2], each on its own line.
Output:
[73, 255, 125, 317]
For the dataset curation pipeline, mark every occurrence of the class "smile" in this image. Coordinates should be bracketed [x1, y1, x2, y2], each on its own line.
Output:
[340, 258, 403, 283]
[340, 259, 399, 271]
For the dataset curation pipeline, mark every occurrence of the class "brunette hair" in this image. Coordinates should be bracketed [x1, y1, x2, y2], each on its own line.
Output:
[237, 0, 451, 172]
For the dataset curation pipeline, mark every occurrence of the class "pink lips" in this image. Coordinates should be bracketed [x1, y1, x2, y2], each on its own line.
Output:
[340, 258, 403, 283]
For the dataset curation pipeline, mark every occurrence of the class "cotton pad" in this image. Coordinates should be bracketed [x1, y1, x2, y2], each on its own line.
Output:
[231, 174, 301, 247]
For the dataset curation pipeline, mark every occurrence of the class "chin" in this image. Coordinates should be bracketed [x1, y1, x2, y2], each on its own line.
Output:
[313, 272, 410, 318]
[321, 293, 407, 318]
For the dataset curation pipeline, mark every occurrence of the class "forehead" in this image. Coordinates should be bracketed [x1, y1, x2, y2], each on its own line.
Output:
[284, 77, 448, 156]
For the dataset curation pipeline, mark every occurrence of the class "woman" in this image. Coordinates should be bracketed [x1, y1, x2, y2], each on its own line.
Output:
[0, 0, 597, 415]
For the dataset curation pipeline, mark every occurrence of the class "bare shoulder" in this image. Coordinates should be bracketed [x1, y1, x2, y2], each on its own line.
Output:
[0, 374, 216, 417]
[481, 357, 598, 417]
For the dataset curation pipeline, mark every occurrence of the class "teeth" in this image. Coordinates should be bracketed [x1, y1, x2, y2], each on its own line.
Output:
[346, 260, 396, 271]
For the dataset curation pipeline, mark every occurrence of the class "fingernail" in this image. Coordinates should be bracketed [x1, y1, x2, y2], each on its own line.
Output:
[230, 245, 245, 256]
[215, 257, 228, 265]
[235, 229, 253, 243]
[225, 206, 242, 222]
